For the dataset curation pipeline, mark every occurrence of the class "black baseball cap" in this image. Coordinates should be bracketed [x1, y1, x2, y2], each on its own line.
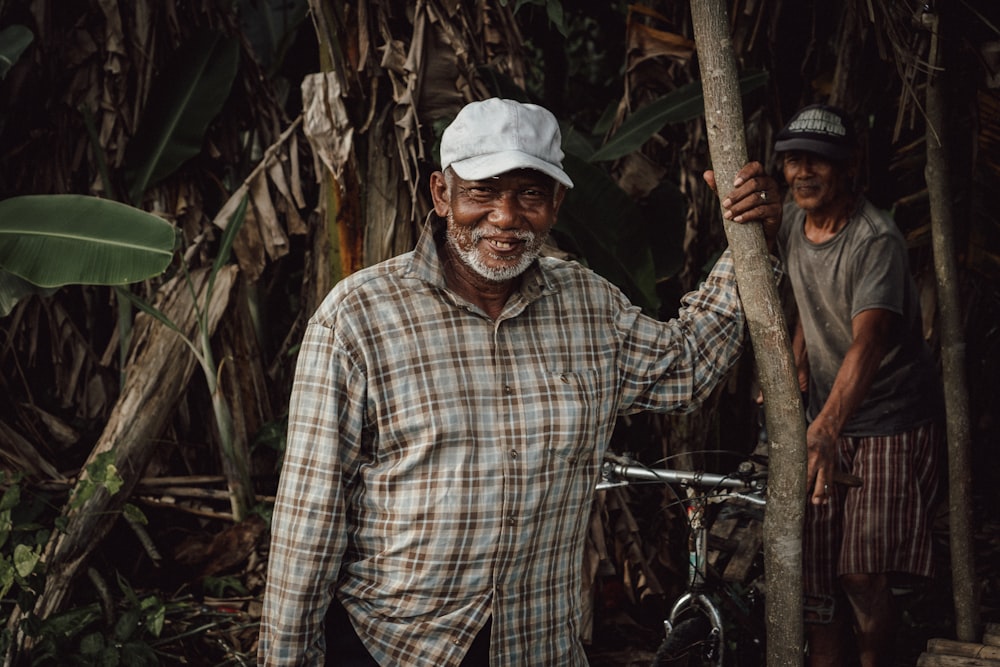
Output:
[774, 104, 854, 161]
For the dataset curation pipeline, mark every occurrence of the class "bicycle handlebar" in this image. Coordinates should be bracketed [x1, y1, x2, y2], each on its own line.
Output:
[600, 458, 861, 494]
[600, 460, 766, 492]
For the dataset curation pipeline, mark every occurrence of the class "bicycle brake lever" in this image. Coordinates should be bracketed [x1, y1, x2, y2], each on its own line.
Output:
[597, 460, 629, 490]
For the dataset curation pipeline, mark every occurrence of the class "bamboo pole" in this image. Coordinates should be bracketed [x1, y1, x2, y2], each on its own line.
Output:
[923, 9, 980, 643]
[689, 0, 808, 664]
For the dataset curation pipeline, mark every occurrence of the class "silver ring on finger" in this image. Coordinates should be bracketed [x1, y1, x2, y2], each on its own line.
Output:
[759, 190, 768, 202]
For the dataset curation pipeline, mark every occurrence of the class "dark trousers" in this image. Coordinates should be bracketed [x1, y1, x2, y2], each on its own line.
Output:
[325, 598, 492, 666]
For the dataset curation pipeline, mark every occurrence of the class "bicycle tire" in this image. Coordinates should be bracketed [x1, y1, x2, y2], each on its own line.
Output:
[651, 615, 720, 667]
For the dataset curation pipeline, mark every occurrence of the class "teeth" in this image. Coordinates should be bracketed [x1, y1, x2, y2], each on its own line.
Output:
[493, 240, 514, 250]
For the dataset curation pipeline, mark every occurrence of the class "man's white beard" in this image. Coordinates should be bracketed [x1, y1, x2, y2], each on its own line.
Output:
[446, 216, 544, 283]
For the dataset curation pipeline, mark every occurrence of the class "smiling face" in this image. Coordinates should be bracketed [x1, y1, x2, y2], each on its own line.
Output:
[431, 168, 565, 284]
[781, 151, 854, 217]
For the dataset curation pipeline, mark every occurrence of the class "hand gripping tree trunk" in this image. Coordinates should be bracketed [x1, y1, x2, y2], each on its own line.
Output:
[689, 0, 808, 664]
[923, 10, 980, 643]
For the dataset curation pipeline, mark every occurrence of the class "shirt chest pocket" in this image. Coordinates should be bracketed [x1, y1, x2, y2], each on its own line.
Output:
[518, 368, 601, 465]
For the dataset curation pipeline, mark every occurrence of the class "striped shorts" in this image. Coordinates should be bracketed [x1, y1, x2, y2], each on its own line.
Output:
[802, 421, 942, 599]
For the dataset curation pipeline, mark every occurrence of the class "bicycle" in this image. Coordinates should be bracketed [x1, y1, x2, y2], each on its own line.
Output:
[597, 450, 769, 667]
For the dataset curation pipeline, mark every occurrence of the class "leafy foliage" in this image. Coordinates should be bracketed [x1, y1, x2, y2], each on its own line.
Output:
[122, 29, 241, 205]
[587, 71, 770, 163]
[26, 579, 167, 667]
[69, 452, 125, 509]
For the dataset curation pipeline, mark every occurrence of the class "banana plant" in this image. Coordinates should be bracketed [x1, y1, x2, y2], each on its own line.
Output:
[0, 25, 252, 523]
[0, 26, 179, 311]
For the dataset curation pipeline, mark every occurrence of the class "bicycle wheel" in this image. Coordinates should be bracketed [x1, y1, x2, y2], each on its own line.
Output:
[651, 615, 720, 667]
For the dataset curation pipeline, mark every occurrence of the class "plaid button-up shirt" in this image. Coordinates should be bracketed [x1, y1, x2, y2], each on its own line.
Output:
[258, 216, 746, 666]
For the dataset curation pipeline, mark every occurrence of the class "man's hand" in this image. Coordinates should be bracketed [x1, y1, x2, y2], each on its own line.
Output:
[703, 161, 781, 248]
[806, 419, 839, 505]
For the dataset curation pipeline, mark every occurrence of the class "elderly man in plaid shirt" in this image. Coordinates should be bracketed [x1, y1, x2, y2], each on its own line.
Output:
[258, 98, 780, 666]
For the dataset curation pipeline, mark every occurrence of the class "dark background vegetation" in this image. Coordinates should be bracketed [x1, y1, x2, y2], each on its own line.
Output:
[1, 1, 999, 664]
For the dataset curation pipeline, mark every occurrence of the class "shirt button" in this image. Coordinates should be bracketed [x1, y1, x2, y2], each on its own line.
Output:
[510, 449, 518, 459]
[503, 384, 513, 394]
[507, 515, 516, 526]
[559, 373, 569, 383]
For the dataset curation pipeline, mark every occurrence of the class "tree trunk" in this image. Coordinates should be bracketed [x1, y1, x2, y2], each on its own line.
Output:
[923, 9, 980, 643]
[689, 0, 808, 664]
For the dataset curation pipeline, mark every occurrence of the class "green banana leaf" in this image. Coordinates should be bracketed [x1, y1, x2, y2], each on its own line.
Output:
[0, 195, 176, 292]
[123, 29, 240, 204]
[0, 25, 33, 79]
[587, 70, 769, 163]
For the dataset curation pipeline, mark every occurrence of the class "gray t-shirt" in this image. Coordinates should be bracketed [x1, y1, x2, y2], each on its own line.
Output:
[778, 198, 941, 436]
